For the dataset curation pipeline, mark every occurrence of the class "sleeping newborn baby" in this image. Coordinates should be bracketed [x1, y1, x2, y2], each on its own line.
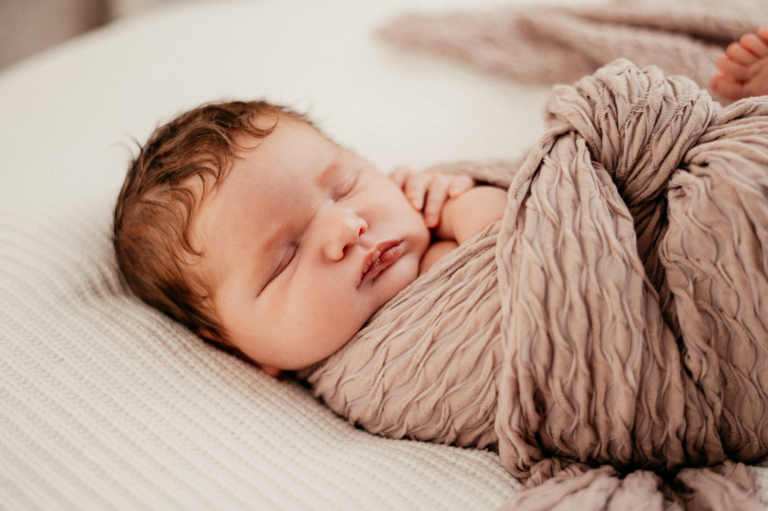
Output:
[115, 56, 768, 509]
[113, 100, 507, 377]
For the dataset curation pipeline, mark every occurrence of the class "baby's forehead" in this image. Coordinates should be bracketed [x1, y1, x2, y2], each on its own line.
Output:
[187, 116, 374, 253]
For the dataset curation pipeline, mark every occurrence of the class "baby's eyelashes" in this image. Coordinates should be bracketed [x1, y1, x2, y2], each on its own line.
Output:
[275, 247, 296, 274]
[262, 245, 297, 292]
[335, 171, 359, 200]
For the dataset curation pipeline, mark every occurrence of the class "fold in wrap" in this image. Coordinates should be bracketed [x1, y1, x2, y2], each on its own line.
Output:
[301, 60, 768, 509]
[377, 0, 768, 103]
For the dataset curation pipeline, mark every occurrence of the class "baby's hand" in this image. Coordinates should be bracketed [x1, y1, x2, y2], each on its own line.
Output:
[389, 167, 475, 228]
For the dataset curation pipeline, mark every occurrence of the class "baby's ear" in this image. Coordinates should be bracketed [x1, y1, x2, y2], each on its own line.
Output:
[197, 327, 227, 345]
[258, 364, 282, 378]
[196, 328, 282, 379]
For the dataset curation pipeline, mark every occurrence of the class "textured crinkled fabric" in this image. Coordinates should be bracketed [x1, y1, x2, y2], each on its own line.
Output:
[378, 0, 768, 104]
[303, 60, 768, 510]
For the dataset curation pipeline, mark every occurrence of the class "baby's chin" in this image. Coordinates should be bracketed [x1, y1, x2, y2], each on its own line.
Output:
[359, 231, 428, 315]
[379, 251, 422, 300]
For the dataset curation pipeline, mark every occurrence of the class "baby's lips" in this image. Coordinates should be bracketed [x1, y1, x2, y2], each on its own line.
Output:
[360, 240, 401, 284]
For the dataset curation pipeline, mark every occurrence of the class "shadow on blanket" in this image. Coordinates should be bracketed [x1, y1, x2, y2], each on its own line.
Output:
[303, 60, 768, 510]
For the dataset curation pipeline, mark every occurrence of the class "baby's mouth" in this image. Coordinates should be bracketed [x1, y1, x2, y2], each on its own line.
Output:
[360, 240, 401, 285]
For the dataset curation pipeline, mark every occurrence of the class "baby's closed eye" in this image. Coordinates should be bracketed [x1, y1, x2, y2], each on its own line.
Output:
[260, 244, 297, 295]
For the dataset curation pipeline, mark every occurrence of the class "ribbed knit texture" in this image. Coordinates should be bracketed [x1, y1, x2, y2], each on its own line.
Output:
[0, 201, 523, 510]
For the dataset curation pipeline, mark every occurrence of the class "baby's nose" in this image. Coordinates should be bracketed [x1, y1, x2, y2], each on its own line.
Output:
[324, 213, 367, 261]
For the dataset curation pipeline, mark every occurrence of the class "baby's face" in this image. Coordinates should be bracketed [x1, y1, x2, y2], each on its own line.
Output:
[190, 117, 430, 372]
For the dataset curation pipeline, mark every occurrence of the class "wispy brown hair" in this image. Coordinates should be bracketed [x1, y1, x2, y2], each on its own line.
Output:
[113, 100, 305, 340]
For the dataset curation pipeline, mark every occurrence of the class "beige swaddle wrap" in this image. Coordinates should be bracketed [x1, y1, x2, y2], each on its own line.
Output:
[377, 0, 768, 104]
[301, 60, 768, 509]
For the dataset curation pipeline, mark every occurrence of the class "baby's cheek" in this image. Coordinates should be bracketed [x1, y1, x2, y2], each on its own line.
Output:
[391, 252, 423, 293]
[363, 258, 412, 312]
[419, 240, 458, 275]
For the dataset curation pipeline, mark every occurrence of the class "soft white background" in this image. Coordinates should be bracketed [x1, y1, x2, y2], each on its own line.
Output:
[0, 0, 605, 214]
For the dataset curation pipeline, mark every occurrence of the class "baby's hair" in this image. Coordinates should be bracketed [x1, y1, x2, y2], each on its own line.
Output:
[113, 100, 306, 340]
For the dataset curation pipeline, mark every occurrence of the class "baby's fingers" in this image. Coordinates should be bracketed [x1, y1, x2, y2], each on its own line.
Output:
[741, 33, 768, 59]
[423, 178, 451, 228]
[389, 166, 412, 189]
[403, 172, 432, 210]
[447, 175, 475, 198]
[759, 27, 768, 44]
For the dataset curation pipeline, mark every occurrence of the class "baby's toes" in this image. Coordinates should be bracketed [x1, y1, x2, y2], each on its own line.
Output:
[710, 73, 748, 101]
[726, 42, 758, 66]
[758, 27, 768, 44]
[715, 53, 751, 82]
[740, 33, 768, 58]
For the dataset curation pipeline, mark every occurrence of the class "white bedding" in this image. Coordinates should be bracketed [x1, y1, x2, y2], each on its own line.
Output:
[4, 0, 765, 509]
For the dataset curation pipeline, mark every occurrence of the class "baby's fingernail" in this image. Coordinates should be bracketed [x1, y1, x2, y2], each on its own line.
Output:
[450, 186, 460, 195]
[425, 214, 435, 225]
[411, 199, 421, 209]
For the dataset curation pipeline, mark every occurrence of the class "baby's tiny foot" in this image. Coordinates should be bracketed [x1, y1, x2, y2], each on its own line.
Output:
[710, 27, 768, 101]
